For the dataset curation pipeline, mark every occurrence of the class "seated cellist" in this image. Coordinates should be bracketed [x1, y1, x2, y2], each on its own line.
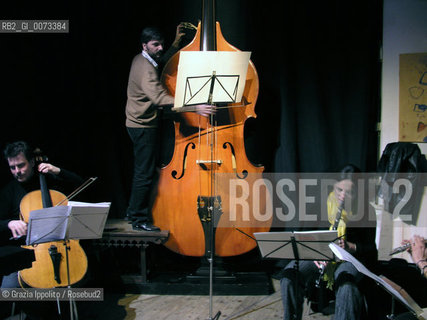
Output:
[0, 140, 84, 288]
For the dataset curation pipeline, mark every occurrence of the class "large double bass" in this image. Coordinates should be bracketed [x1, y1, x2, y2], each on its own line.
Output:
[152, 0, 271, 257]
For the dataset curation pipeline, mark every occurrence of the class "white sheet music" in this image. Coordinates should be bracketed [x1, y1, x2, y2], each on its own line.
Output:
[68, 201, 111, 207]
[27, 202, 111, 244]
[329, 242, 425, 317]
[174, 51, 251, 108]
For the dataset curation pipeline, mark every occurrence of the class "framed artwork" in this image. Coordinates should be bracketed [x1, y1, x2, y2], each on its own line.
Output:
[399, 53, 427, 142]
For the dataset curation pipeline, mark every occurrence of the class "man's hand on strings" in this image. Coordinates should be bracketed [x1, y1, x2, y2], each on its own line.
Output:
[195, 104, 216, 117]
[8, 219, 27, 238]
[38, 163, 60, 175]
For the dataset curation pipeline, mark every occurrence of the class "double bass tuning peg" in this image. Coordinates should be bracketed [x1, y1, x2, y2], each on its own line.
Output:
[33, 148, 48, 163]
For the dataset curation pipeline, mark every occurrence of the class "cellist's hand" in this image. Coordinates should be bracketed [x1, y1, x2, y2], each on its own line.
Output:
[8, 220, 27, 238]
[38, 163, 60, 175]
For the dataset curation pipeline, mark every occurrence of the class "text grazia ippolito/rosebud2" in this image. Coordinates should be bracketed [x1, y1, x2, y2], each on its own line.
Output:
[0, 288, 103, 301]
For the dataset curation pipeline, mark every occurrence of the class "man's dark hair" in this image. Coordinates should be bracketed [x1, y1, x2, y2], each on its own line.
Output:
[3, 141, 33, 161]
[140, 27, 164, 45]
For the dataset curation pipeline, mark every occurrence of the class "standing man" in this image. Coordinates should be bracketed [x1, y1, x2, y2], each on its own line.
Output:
[125, 23, 213, 231]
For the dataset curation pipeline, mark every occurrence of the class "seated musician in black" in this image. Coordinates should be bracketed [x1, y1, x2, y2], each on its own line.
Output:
[0, 141, 84, 288]
[389, 235, 427, 320]
[280, 164, 378, 320]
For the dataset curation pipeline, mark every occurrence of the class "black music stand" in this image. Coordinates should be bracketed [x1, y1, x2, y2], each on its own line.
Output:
[181, 72, 240, 106]
[254, 230, 339, 261]
[26, 203, 110, 320]
[254, 230, 339, 316]
[329, 242, 427, 320]
[26, 204, 110, 245]
[173, 51, 251, 109]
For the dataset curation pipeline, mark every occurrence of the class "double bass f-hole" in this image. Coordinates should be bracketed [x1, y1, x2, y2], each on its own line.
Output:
[171, 142, 196, 179]
[223, 142, 248, 179]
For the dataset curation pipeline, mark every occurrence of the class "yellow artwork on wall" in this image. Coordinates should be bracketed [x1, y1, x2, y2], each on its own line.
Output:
[399, 53, 427, 142]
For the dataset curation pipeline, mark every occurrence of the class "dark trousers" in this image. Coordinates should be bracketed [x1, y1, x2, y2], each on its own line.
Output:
[126, 127, 158, 226]
[280, 260, 364, 320]
[1, 271, 19, 288]
[394, 312, 418, 320]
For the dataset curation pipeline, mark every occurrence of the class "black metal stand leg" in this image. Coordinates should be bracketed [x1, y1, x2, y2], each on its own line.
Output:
[293, 260, 301, 320]
[140, 243, 149, 284]
[290, 236, 302, 320]
[207, 254, 221, 320]
[56, 297, 61, 317]
[204, 195, 222, 320]
[64, 241, 78, 320]
[386, 297, 396, 319]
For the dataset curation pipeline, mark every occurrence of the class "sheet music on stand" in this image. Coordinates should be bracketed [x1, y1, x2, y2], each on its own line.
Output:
[329, 242, 427, 319]
[254, 230, 339, 261]
[26, 201, 110, 245]
[173, 51, 251, 109]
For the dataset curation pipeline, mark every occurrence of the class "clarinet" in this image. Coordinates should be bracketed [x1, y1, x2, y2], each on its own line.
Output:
[389, 239, 427, 256]
[315, 200, 344, 288]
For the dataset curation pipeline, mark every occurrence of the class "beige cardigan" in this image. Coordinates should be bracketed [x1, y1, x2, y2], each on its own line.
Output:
[125, 54, 174, 128]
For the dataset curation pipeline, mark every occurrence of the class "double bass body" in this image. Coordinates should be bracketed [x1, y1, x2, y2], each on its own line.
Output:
[152, 4, 271, 257]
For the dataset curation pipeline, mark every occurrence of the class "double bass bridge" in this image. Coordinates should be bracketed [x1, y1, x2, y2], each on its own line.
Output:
[196, 159, 222, 170]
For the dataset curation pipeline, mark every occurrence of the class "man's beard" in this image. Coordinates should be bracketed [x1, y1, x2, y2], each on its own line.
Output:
[150, 51, 163, 61]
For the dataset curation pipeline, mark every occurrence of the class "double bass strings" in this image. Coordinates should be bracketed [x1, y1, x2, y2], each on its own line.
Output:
[196, 110, 219, 218]
[198, 115, 203, 197]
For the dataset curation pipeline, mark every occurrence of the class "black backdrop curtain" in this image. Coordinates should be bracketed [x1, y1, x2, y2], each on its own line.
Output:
[271, 1, 382, 173]
[0, 0, 382, 218]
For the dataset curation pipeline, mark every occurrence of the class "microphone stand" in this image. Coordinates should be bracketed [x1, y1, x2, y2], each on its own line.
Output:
[207, 105, 221, 320]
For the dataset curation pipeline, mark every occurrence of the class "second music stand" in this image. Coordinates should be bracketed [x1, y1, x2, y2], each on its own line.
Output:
[254, 230, 339, 261]
[26, 203, 110, 320]
[254, 230, 339, 316]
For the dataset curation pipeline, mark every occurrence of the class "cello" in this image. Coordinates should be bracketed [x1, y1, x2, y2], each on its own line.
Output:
[152, 0, 272, 257]
[18, 150, 88, 288]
